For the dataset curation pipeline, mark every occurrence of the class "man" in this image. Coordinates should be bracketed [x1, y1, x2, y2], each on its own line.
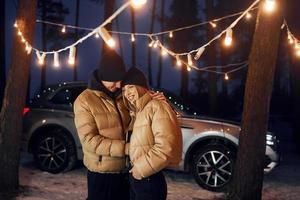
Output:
[74, 50, 130, 200]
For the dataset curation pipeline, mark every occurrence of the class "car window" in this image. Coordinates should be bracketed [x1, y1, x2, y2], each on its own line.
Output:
[51, 86, 85, 105]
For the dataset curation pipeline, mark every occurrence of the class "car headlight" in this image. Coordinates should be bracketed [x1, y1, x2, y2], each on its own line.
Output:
[266, 133, 275, 146]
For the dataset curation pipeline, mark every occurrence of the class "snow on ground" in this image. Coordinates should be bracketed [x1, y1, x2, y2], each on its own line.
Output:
[1, 119, 300, 200]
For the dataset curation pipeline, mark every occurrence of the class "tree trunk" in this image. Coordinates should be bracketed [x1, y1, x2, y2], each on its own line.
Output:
[101, 0, 116, 55]
[147, 0, 157, 86]
[205, 0, 218, 116]
[156, 0, 165, 88]
[0, 0, 37, 192]
[230, 1, 283, 199]
[40, 0, 47, 90]
[130, 6, 136, 68]
[73, 0, 80, 81]
[0, 0, 6, 111]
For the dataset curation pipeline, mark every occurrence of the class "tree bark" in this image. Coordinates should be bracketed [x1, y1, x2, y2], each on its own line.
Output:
[147, 0, 157, 86]
[0, 0, 37, 192]
[40, 0, 47, 90]
[130, 6, 136, 68]
[205, 0, 218, 116]
[230, 1, 283, 199]
[101, 0, 116, 55]
[156, 0, 165, 88]
[73, 0, 80, 81]
[0, 0, 6, 111]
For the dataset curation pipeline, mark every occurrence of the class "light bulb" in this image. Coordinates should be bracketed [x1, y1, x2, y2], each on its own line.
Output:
[14, 22, 18, 28]
[289, 39, 294, 44]
[153, 40, 159, 48]
[194, 47, 205, 60]
[169, 32, 173, 38]
[296, 49, 300, 57]
[148, 40, 154, 47]
[264, 0, 276, 12]
[295, 43, 300, 50]
[36, 51, 46, 65]
[187, 66, 191, 72]
[209, 22, 217, 28]
[224, 28, 233, 46]
[21, 37, 26, 43]
[61, 26, 66, 33]
[68, 46, 76, 66]
[132, 0, 147, 8]
[187, 53, 193, 66]
[176, 56, 182, 67]
[18, 30, 22, 36]
[246, 12, 252, 19]
[99, 27, 116, 48]
[54, 52, 60, 67]
[131, 34, 135, 42]
[95, 33, 100, 38]
[225, 73, 229, 80]
[161, 48, 167, 57]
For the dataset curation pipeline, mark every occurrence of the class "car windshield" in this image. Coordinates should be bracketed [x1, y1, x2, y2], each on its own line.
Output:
[153, 88, 200, 117]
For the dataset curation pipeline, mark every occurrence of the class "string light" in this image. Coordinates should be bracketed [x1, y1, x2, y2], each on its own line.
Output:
[148, 40, 154, 47]
[169, 31, 173, 38]
[61, 26, 66, 33]
[187, 53, 193, 66]
[99, 27, 116, 48]
[297, 49, 300, 57]
[36, 51, 46, 65]
[153, 40, 159, 48]
[25, 43, 32, 54]
[176, 55, 182, 67]
[95, 33, 100, 38]
[54, 52, 60, 67]
[187, 66, 191, 72]
[209, 21, 217, 28]
[161, 47, 168, 57]
[264, 0, 276, 12]
[18, 30, 22, 36]
[194, 47, 205, 60]
[68, 46, 76, 66]
[246, 12, 252, 19]
[225, 73, 229, 80]
[21, 37, 26, 43]
[131, 34, 135, 42]
[131, 0, 147, 8]
[14, 22, 18, 28]
[295, 43, 300, 50]
[224, 28, 233, 46]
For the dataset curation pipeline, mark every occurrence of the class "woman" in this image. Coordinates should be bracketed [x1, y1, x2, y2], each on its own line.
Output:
[122, 67, 182, 200]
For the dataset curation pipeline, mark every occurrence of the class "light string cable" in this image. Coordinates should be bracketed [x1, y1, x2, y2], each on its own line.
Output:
[35, 6, 258, 37]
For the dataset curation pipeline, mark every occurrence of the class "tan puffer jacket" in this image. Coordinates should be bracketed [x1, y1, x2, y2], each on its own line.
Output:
[74, 89, 130, 173]
[128, 92, 182, 178]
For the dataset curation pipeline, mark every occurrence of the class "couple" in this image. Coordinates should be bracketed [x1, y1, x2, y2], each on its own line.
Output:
[74, 49, 182, 200]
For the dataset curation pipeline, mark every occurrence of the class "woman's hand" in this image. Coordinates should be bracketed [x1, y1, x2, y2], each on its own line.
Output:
[130, 167, 143, 180]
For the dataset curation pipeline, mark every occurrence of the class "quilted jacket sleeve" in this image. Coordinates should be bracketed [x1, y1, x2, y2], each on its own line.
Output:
[73, 94, 125, 157]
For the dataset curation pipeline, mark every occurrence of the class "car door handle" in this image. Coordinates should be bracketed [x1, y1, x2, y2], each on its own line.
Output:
[180, 125, 194, 129]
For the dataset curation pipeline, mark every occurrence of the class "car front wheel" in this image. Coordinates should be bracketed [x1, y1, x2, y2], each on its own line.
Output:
[33, 131, 77, 174]
[191, 144, 235, 192]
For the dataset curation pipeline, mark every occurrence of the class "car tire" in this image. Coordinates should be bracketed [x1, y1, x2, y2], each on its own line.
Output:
[191, 144, 236, 192]
[33, 130, 77, 174]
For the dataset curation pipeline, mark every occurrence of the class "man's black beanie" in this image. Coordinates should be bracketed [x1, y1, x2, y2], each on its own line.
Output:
[97, 50, 126, 81]
[122, 67, 149, 89]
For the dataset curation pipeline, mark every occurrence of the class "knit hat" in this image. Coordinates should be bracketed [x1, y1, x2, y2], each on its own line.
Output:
[97, 50, 126, 81]
[122, 67, 149, 89]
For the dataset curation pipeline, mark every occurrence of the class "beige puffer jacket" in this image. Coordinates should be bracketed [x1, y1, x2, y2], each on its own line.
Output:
[74, 89, 130, 173]
[127, 92, 182, 178]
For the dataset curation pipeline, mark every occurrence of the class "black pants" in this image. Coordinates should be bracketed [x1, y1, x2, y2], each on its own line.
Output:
[87, 170, 129, 200]
[129, 171, 167, 200]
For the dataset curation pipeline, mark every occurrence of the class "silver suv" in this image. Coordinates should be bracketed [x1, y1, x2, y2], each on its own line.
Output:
[22, 82, 279, 191]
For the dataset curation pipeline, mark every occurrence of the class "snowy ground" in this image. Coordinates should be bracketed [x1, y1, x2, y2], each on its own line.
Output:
[1, 119, 300, 200]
